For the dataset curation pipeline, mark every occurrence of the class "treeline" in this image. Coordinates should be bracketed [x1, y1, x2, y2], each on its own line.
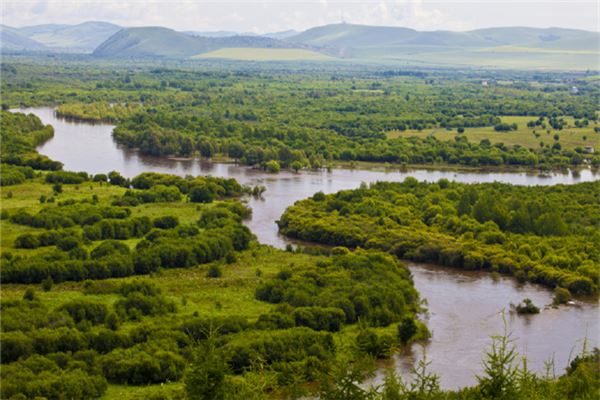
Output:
[0, 111, 62, 174]
[112, 109, 598, 170]
[56, 102, 142, 123]
[5, 63, 600, 170]
[2, 170, 254, 284]
[3, 203, 252, 284]
[279, 179, 600, 295]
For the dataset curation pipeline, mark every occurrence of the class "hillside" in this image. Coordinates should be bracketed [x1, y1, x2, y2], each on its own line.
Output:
[193, 47, 333, 61]
[286, 23, 599, 69]
[288, 23, 598, 50]
[0, 25, 47, 52]
[5, 21, 121, 53]
[94, 26, 317, 58]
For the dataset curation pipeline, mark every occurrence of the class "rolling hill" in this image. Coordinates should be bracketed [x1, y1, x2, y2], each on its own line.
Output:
[286, 23, 599, 69]
[93, 27, 321, 58]
[2, 20, 597, 69]
[0, 25, 48, 52]
[288, 23, 599, 50]
[19, 21, 121, 52]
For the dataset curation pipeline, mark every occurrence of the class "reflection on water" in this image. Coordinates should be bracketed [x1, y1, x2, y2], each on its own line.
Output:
[20, 107, 600, 389]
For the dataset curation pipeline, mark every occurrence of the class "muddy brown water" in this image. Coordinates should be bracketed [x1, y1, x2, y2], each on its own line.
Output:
[18, 107, 599, 389]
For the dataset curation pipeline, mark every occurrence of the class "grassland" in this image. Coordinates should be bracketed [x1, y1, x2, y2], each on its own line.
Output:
[387, 116, 600, 150]
[193, 47, 334, 61]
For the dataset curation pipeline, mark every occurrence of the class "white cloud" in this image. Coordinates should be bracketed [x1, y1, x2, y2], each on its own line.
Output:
[1, 0, 597, 32]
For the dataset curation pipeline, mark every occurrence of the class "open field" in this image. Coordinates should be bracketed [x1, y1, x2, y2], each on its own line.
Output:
[387, 116, 600, 150]
[193, 47, 334, 61]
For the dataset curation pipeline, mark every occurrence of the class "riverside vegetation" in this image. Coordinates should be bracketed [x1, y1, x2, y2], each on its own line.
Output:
[2, 60, 600, 171]
[1, 59, 599, 399]
[279, 179, 600, 296]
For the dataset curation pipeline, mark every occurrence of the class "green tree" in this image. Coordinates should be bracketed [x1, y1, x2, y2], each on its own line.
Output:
[185, 344, 227, 400]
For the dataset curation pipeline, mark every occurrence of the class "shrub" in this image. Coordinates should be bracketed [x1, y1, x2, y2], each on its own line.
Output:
[101, 342, 185, 384]
[398, 316, 418, 344]
[154, 215, 179, 229]
[189, 185, 215, 203]
[58, 299, 109, 324]
[207, 264, 222, 278]
[553, 287, 572, 305]
[356, 328, 393, 358]
[514, 298, 540, 314]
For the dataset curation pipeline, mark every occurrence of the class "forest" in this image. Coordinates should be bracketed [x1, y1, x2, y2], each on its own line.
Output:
[278, 179, 600, 296]
[2, 60, 599, 171]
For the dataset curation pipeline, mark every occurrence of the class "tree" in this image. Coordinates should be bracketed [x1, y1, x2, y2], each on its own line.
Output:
[398, 316, 417, 345]
[264, 160, 280, 173]
[53, 182, 62, 194]
[477, 321, 518, 399]
[228, 141, 245, 161]
[108, 171, 127, 187]
[198, 139, 215, 158]
[291, 160, 303, 173]
[535, 213, 567, 236]
[190, 185, 215, 203]
[185, 344, 227, 400]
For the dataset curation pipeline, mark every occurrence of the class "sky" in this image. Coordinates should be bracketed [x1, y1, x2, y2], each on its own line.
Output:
[2, 0, 598, 33]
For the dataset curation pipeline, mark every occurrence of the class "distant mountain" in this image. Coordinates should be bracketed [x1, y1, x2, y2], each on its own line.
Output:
[286, 23, 599, 69]
[288, 23, 598, 51]
[184, 30, 240, 38]
[184, 29, 298, 40]
[262, 30, 298, 40]
[17, 21, 121, 52]
[2, 20, 597, 69]
[470, 27, 599, 51]
[0, 25, 48, 52]
[94, 26, 306, 58]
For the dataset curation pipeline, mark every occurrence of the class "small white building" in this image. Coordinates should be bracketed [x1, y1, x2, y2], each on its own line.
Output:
[583, 146, 594, 154]
[570, 86, 579, 94]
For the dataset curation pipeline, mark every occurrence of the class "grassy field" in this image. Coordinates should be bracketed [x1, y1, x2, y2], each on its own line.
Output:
[350, 46, 600, 71]
[192, 47, 334, 61]
[387, 116, 600, 150]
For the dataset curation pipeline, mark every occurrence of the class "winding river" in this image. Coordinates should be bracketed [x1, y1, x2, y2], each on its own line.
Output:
[19, 107, 600, 389]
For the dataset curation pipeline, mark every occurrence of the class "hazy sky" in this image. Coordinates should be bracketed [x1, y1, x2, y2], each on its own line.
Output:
[2, 0, 598, 33]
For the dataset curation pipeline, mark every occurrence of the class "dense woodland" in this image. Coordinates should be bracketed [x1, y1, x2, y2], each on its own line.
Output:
[279, 179, 600, 296]
[2, 61, 600, 170]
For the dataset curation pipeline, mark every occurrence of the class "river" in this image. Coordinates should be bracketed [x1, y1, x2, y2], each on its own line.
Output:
[19, 107, 600, 389]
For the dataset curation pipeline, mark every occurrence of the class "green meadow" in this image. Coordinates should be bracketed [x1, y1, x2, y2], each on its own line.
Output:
[388, 115, 600, 150]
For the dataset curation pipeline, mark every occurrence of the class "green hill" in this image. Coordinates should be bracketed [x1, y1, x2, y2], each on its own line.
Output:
[19, 21, 121, 52]
[93, 27, 324, 58]
[0, 25, 47, 52]
[286, 23, 599, 70]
